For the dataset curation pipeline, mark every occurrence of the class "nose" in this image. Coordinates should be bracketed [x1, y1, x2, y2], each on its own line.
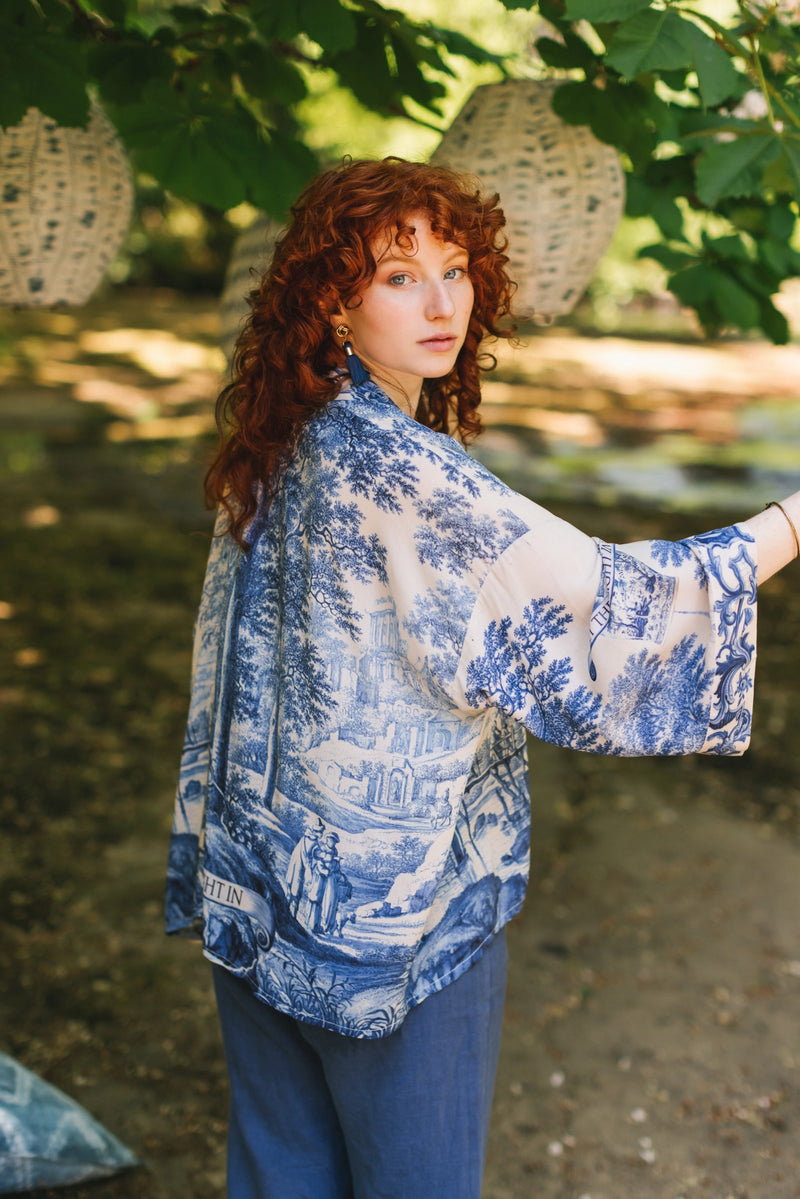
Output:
[425, 280, 456, 320]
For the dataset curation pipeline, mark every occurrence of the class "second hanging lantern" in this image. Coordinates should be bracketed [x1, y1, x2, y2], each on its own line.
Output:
[431, 79, 625, 320]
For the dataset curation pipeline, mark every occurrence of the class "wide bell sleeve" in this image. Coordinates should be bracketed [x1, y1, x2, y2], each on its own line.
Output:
[453, 511, 757, 758]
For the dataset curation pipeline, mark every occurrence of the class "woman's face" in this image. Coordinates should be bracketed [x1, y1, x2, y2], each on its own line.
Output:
[334, 212, 474, 414]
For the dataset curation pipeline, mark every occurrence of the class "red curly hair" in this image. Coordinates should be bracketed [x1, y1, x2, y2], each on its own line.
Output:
[207, 157, 516, 544]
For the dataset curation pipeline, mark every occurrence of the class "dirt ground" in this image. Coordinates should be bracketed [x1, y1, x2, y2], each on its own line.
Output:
[2, 292, 800, 1199]
[490, 754, 800, 1199]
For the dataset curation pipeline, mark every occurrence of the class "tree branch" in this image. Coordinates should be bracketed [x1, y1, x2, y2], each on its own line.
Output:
[57, 0, 115, 39]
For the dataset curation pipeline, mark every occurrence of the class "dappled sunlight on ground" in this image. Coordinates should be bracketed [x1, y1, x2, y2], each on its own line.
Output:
[497, 331, 800, 398]
[0, 291, 225, 445]
[3, 288, 800, 514]
[77, 327, 225, 378]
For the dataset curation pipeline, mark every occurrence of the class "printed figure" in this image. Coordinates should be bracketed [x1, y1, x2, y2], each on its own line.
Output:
[319, 832, 352, 935]
[285, 818, 324, 919]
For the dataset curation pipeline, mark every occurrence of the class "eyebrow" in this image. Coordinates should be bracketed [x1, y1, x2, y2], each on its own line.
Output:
[377, 247, 469, 266]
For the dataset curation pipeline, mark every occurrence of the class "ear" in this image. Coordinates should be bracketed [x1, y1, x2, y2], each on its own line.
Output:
[330, 308, 349, 338]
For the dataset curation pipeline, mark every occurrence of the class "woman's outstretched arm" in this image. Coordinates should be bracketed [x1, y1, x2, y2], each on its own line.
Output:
[740, 491, 800, 584]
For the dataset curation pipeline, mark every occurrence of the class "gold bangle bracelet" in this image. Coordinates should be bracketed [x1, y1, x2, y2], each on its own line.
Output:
[765, 501, 800, 559]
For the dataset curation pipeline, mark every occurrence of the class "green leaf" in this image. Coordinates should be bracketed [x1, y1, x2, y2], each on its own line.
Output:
[108, 81, 259, 209]
[235, 43, 307, 106]
[669, 261, 715, 305]
[551, 80, 630, 145]
[539, 0, 570, 19]
[110, 73, 318, 213]
[148, 24, 178, 48]
[551, 79, 659, 169]
[638, 243, 696, 270]
[722, 199, 766, 235]
[89, 0, 128, 23]
[765, 201, 796, 240]
[430, 27, 505, 67]
[761, 137, 800, 199]
[776, 89, 800, 129]
[549, 80, 596, 126]
[248, 129, 317, 216]
[758, 237, 794, 276]
[564, 0, 652, 20]
[733, 259, 779, 297]
[37, 0, 75, 31]
[392, 33, 446, 112]
[650, 192, 684, 239]
[759, 299, 790, 345]
[169, 4, 210, 26]
[3, 0, 39, 22]
[623, 172, 650, 217]
[680, 20, 743, 107]
[89, 38, 174, 106]
[678, 109, 757, 145]
[301, 0, 357, 54]
[606, 9, 694, 77]
[689, 9, 750, 61]
[694, 133, 779, 204]
[643, 153, 695, 195]
[712, 270, 761, 328]
[0, 26, 90, 127]
[535, 32, 597, 71]
[330, 12, 444, 115]
[331, 19, 394, 112]
[659, 67, 690, 91]
[249, 0, 301, 41]
[624, 172, 685, 236]
[391, 18, 453, 76]
[703, 232, 750, 262]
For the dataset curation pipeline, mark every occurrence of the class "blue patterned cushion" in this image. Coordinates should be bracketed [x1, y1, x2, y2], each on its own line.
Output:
[0, 1053, 140, 1192]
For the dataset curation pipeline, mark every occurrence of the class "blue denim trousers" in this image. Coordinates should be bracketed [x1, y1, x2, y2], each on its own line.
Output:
[212, 930, 507, 1199]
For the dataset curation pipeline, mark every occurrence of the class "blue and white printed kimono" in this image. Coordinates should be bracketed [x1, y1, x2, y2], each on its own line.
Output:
[166, 378, 757, 1038]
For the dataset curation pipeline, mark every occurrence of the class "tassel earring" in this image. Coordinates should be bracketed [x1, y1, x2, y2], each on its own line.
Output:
[336, 323, 369, 385]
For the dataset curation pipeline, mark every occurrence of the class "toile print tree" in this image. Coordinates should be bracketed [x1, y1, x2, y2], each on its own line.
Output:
[227, 456, 390, 810]
[404, 580, 478, 680]
[477, 716, 530, 827]
[464, 596, 609, 752]
[600, 638, 714, 754]
[413, 491, 530, 578]
[2, 0, 799, 340]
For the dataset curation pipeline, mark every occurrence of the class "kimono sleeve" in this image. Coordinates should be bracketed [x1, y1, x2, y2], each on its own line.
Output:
[453, 512, 757, 758]
[166, 513, 242, 933]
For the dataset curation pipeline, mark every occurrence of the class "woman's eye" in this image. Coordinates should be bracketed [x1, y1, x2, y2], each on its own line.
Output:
[444, 266, 467, 280]
[388, 273, 411, 286]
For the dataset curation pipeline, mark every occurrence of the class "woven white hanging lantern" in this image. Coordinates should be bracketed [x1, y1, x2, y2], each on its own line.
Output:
[0, 102, 133, 307]
[219, 214, 282, 363]
[432, 79, 625, 319]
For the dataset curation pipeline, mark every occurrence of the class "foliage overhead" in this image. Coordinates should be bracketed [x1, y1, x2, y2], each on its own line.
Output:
[2, 0, 800, 340]
[526, 0, 800, 342]
[1, 0, 502, 217]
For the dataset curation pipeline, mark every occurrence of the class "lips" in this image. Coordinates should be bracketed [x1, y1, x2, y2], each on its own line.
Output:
[419, 334, 458, 350]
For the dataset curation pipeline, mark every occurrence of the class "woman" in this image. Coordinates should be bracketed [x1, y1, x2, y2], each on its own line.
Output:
[166, 157, 800, 1199]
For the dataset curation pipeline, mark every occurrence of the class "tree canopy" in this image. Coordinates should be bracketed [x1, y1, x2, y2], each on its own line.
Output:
[532, 0, 800, 341]
[3, 0, 800, 340]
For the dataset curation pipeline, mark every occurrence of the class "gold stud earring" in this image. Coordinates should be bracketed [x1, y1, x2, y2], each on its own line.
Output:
[335, 324, 349, 339]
